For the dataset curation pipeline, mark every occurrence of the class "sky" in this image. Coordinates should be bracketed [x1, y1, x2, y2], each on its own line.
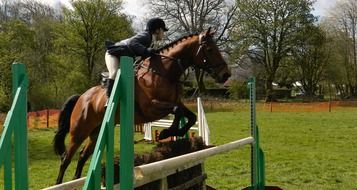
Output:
[40, 0, 337, 16]
[312, 0, 337, 18]
[39, 0, 337, 28]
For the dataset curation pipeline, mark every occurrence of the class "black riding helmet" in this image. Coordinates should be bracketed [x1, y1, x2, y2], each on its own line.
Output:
[145, 18, 169, 32]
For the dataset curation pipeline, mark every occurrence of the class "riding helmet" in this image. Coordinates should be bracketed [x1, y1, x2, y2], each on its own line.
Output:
[145, 18, 169, 32]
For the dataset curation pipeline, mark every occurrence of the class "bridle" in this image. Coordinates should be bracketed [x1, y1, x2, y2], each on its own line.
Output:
[193, 33, 226, 79]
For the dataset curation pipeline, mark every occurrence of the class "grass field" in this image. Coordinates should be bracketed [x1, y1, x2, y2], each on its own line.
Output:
[1, 108, 357, 189]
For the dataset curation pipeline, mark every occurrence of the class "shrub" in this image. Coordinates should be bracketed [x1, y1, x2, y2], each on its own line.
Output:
[227, 80, 248, 100]
[0, 87, 10, 112]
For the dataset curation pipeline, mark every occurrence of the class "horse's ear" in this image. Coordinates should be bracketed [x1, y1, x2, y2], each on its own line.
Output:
[205, 27, 212, 36]
[205, 27, 216, 36]
[209, 27, 217, 35]
[206, 27, 211, 35]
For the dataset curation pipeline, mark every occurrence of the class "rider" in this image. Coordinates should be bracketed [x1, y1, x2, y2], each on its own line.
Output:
[104, 18, 168, 102]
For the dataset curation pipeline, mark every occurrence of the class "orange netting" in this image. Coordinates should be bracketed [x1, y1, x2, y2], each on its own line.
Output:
[27, 109, 60, 129]
[1, 101, 357, 130]
[185, 100, 357, 112]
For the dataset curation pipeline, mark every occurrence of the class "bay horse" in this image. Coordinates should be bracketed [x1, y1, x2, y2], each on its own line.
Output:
[53, 27, 231, 184]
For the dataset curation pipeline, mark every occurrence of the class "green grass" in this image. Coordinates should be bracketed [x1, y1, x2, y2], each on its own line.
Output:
[205, 109, 357, 190]
[1, 109, 357, 189]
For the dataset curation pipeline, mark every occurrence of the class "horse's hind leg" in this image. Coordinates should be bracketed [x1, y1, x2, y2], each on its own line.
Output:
[56, 141, 82, 184]
[73, 126, 100, 179]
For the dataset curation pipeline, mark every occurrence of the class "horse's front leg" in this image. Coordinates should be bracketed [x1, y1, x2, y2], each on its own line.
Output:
[156, 102, 197, 140]
[173, 104, 197, 137]
[158, 112, 181, 140]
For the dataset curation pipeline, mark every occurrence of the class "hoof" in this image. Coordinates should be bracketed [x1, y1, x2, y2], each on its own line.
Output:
[158, 129, 171, 140]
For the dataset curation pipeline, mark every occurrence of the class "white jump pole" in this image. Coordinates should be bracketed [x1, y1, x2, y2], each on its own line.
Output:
[42, 177, 86, 190]
[134, 137, 254, 186]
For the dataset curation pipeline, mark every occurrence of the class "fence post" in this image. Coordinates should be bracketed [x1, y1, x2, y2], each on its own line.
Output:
[47, 109, 50, 128]
[248, 77, 265, 190]
[82, 56, 133, 190]
[270, 101, 273, 112]
[119, 56, 134, 190]
[13, 63, 29, 190]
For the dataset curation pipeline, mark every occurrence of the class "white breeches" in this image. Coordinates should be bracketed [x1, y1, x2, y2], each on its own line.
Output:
[105, 51, 119, 80]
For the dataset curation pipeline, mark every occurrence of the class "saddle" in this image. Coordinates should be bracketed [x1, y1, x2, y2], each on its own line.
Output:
[101, 57, 145, 87]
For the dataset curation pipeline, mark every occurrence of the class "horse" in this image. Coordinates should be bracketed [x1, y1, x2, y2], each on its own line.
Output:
[53, 27, 231, 184]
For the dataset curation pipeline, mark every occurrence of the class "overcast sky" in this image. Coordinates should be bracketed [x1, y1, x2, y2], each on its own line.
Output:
[40, 0, 337, 17]
[312, 0, 337, 17]
[39, 0, 337, 28]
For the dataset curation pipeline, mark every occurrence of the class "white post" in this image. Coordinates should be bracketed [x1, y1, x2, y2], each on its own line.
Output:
[143, 123, 152, 141]
[143, 98, 209, 144]
[197, 97, 210, 145]
[197, 97, 203, 137]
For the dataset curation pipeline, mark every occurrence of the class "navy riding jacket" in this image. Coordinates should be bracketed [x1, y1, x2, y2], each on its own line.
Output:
[106, 31, 153, 58]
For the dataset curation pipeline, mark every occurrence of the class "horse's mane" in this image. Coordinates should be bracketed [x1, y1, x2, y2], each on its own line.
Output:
[158, 33, 198, 52]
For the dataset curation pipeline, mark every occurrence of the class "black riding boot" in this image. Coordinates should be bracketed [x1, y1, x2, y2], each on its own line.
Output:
[105, 79, 115, 107]
[106, 79, 115, 97]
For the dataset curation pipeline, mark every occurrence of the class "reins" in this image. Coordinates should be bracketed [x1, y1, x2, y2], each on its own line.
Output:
[136, 53, 189, 82]
[157, 54, 191, 82]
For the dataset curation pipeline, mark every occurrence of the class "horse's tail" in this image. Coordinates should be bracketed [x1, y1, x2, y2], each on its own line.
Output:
[53, 95, 80, 155]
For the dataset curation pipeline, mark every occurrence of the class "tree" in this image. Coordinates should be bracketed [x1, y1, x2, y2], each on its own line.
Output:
[0, 0, 11, 21]
[234, 0, 316, 101]
[0, 0, 134, 109]
[149, 0, 238, 94]
[58, 0, 133, 82]
[150, 0, 237, 46]
[292, 25, 330, 98]
[326, 0, 357, 97]
[0, 19, 35, 111]
[321, 16, 356, 98]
